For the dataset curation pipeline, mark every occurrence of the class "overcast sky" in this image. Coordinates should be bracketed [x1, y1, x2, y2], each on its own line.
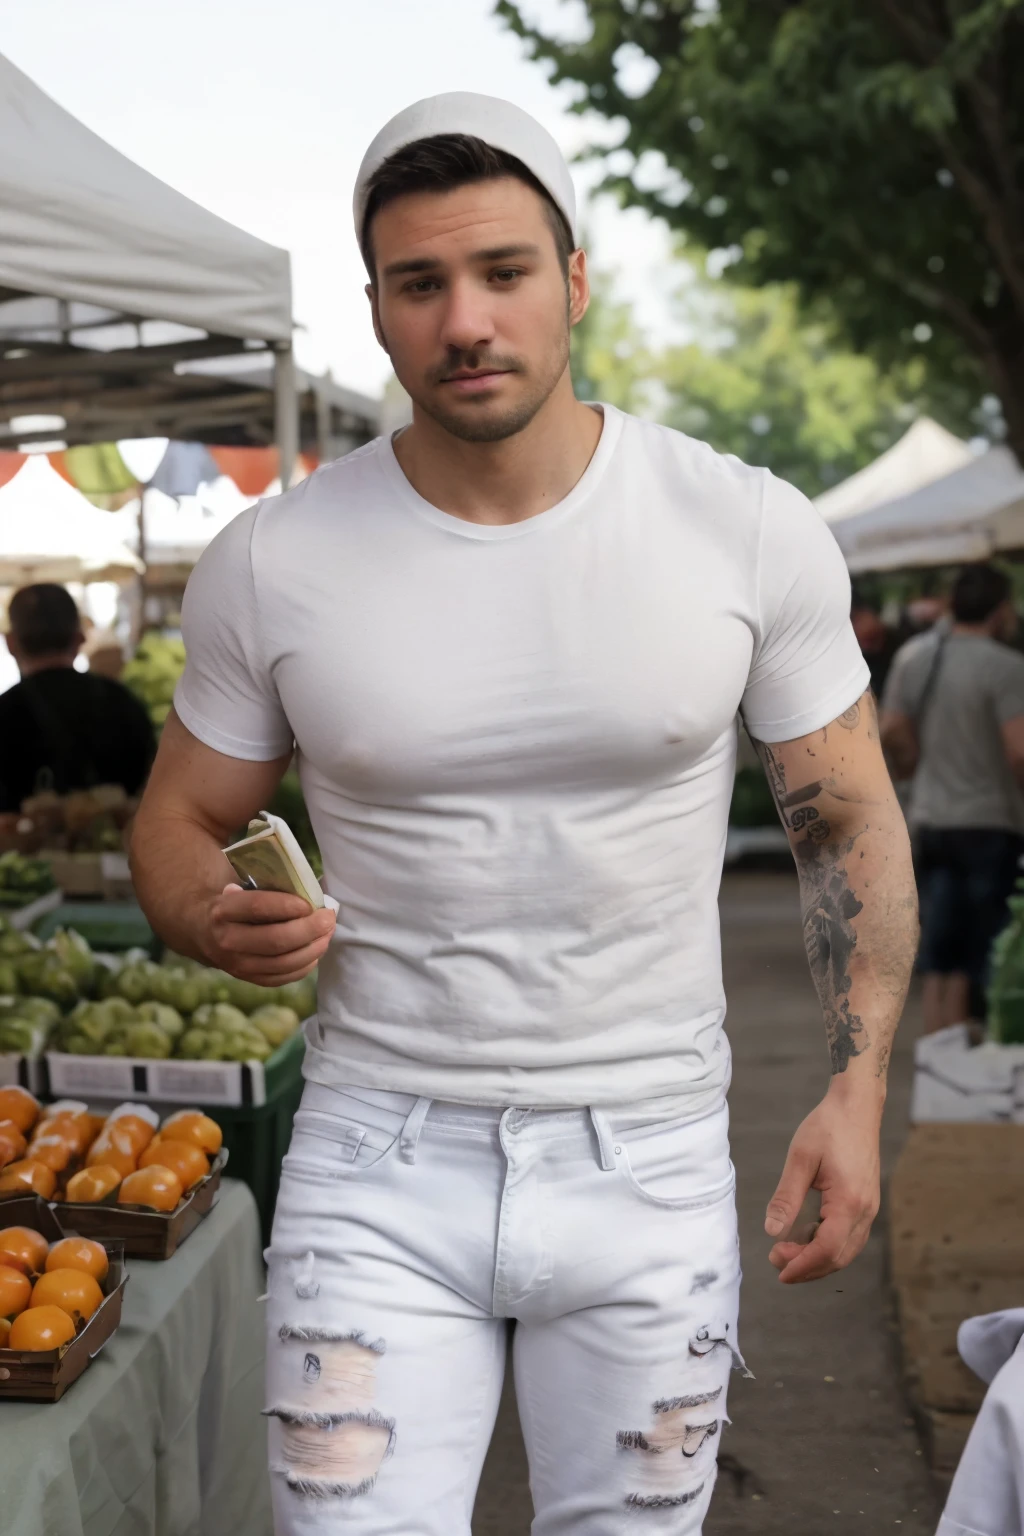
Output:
[2, 0, 678, 400]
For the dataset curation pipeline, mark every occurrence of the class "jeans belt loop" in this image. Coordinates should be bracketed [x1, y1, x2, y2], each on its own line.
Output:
[589, 1107, 618, 1172]
[399, 1097, 433, 1164]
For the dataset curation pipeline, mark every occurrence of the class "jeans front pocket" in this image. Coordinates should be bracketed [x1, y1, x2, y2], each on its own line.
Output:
[614, 1107, 735, 1212]
[281, 1106, 402, 1184]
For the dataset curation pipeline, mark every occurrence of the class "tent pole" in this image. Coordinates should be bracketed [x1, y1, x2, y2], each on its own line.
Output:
[274, 342, 298, 492]
[134, 485, 147, 647]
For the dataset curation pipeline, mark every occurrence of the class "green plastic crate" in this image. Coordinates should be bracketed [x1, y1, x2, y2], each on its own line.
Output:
[205, 1028, 306, 1246]
[33, 900, 158, 955]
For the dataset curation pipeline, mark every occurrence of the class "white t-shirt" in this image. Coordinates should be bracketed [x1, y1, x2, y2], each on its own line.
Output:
[175, 405, 868, 1110]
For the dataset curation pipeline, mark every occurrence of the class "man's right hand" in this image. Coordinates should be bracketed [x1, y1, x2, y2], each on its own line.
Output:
[204, 884, 337, 985]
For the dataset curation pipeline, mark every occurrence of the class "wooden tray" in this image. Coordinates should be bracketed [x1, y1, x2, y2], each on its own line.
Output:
[51, 1148, 228, 1259]
[0, 1193, 127, 1401]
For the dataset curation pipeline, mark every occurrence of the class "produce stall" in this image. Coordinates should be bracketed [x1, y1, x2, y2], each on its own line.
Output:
[0, 918, 311, 1237]
[0, 1178, 271, 1536]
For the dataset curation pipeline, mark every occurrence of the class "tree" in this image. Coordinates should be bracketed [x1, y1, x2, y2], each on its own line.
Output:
[573, 248, 981, 497]
[570, 262, 657, 411]
[496, 0, 1024, 459]
[660, 258, 981, 497]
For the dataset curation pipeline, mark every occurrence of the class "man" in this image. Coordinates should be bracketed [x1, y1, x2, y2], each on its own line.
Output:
[131, 94, 917, 1533]
[881, 563, 1024, 1033]
[0, 583, 155, 812]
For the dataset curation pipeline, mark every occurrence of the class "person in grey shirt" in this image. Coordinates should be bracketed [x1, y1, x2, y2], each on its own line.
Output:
[880, 564, 1024, 1033]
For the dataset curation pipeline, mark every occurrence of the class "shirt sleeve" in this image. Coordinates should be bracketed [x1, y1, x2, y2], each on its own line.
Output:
[740, 473, 870, 743]
[173, 505, 294, 761]
[990, 650, 1024, 726]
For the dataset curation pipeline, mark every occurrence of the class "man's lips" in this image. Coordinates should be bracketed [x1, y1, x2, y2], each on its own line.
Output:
[440, 370, 511, 394]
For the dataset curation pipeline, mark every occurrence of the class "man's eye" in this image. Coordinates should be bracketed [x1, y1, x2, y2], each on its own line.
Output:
[405, 279, 439, 294]
[492, 268, 523, 283]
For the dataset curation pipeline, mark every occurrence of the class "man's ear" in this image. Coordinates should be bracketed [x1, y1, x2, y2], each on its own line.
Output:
[568, 248, 590, 330]
[366, 285, 389, 355]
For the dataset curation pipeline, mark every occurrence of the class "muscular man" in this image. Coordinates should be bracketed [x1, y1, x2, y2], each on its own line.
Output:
[131, 94, 918, 1534]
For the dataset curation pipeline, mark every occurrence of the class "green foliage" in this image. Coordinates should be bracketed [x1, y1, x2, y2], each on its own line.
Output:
[571, 263, 657, 412]
[496, 0, 1024, 455]
[659, 262, 980, 496]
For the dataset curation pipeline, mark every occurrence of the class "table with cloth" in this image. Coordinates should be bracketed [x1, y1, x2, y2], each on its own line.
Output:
[0, 1178, 272, 1536]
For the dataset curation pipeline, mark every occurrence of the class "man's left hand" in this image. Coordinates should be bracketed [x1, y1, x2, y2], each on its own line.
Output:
[763, 1085, 883, 1284]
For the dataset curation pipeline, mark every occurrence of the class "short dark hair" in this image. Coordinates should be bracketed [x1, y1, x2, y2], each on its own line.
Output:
[951, 563, 1012, 624]
[360, 133, 574, 281]
[8, 584, 81, 656]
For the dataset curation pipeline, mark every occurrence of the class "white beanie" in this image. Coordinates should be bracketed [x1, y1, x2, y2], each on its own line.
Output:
[353, 92, 577, 245]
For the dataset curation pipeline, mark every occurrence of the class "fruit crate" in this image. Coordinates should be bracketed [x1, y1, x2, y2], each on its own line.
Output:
[33, 901, 158, 956]
[0, 1194, 127, 1400]
[46, 1022, 306, 1108]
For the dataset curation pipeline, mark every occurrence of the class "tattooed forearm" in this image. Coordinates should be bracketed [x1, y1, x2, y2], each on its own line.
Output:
[754, 741, 868, 1073]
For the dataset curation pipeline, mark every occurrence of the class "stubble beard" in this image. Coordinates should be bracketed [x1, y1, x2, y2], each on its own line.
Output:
[406, 329, 571, 445]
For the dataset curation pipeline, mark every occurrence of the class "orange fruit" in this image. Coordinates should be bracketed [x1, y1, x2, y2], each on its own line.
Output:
[0, 1087, 39, 1135]
[63, 1165, 122, 1205]
[0, 1160, 57, 1199]
[138, 1139, 209, 1190]
[46, 1238, 108, 1283]
[0, 1119, 27, 1166]
[0, 1264, 32, 1318]
[30, 1268, 103, 1325]
[85, 1127, 137, 1179]
[0, 1316, 9, 1347]
[9, 1304, 76, 1351]
[118, 1165, 183, 1212]
[36, 1111, 92, 1156]
[159, 1111, 223, 1155]
[0, 1226, 50, 1277]
[105, 1114, 155, 1156]
[24, 1132, 75, 1173]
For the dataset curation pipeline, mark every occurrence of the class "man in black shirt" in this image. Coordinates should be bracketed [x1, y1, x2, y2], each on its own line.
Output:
[0, 584, 155, 813]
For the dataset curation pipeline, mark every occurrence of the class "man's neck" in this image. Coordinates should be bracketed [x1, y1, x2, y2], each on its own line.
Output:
[18, 653, 77, 679]
[391, 379, 604, 527]
[950, 621, 996, 639]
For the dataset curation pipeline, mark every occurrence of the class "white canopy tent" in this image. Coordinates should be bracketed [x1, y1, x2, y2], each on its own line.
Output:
[0, 52, 300, 484]
[832, 446, 1024, 573]
[0, 455, 142, 585]
[815, 417, 974, 527]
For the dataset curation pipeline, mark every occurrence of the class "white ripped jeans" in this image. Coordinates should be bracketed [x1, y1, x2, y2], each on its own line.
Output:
[265, 1082, 749, 1535]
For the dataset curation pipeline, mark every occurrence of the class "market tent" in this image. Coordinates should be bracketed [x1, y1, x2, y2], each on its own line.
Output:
[833, 445, 1024, 573]
[815, 417, 973, 526]
[0, 52, 300, 482]
[0, 455, 142, 585]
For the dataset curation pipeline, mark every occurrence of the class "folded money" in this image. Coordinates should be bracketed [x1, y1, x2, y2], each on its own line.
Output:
[222, 810, 337, 912]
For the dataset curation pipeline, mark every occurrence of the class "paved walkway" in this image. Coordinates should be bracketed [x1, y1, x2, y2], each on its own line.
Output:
[472, 870, 939, 1534]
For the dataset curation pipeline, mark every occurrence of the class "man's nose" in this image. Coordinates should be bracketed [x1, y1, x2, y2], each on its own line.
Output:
[438, 277, 496, 354]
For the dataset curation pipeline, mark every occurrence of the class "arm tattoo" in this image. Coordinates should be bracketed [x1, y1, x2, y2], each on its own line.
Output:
[754, 741, 868, 1074]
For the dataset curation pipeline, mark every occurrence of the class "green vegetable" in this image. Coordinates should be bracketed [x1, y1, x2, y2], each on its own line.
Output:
[0, 960, 19, 995]
[191, 1002, 251, 1035]
[11, 996, 60, 1029]
[100, 962, 155, 1006]
[0, 929, 41, 959]
[274, 976, 317, 1021]
[16, 953, 79, 1008]
[249, 1004, 301, 1049]
[0, 1016, 42, 1054]
[136, 1001, 185, 1039]
[124, 1021, 173, 1059]
[46, 928, 96, 992]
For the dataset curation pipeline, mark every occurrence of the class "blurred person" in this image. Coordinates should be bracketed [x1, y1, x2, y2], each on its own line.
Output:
[131, 95, 917, 1534]
[850, 582, 899, 695]
[880, 564, 1024, 1032]
[0, 583, 155, 812]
